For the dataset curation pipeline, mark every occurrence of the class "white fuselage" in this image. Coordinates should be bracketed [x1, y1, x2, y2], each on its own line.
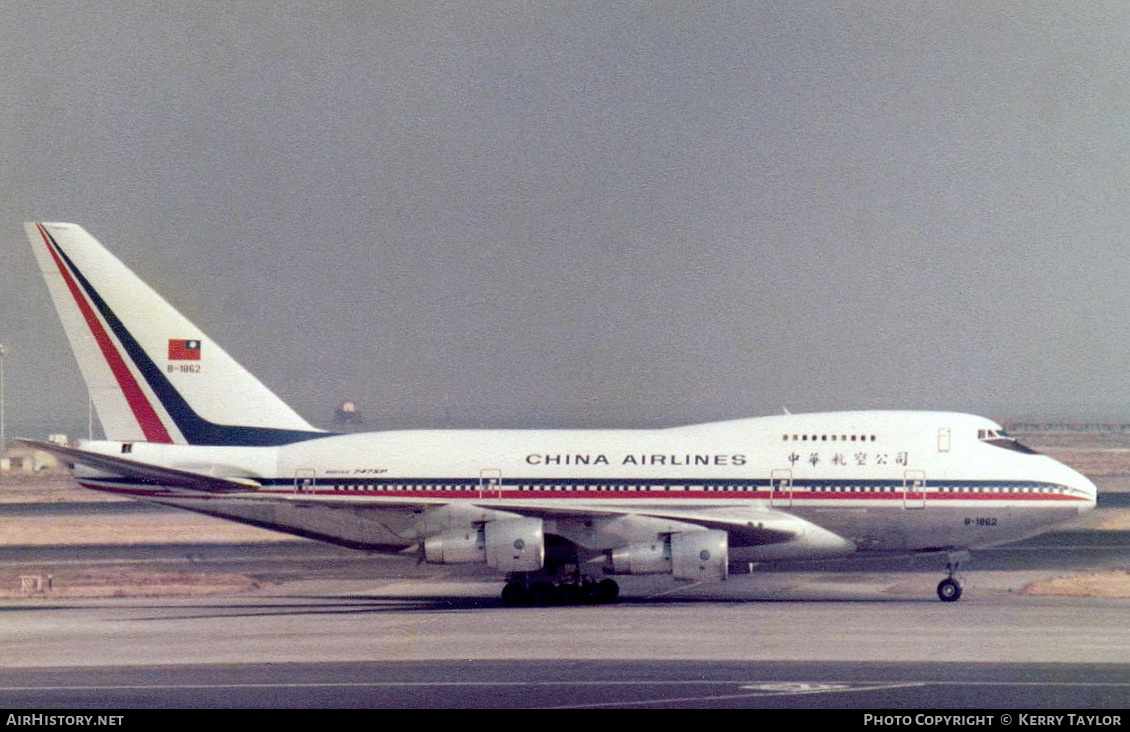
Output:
[25, 223, 1099, 599]
[73, 411, 1096, 562]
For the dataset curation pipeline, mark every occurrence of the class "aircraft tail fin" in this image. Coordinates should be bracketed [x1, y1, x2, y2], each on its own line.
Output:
[25, 222, 325, 446]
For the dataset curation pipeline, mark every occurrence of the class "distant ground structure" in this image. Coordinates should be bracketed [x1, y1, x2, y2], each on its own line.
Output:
[1001, 421, 1130, 432]
[333, 400, 364, 429]
[0, 442, 62, 475]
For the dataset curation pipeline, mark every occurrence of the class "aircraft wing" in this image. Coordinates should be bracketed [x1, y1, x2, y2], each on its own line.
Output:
[484, 502, 815, 547]
[253, 491, 830, 549]
[18, 436, 839, 551]
[16, 439, 260, 494]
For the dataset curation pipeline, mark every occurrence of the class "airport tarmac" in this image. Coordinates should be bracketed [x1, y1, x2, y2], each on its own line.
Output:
[2, 486, 1129, 708]
[2, 577, 1130, 708]
[3, 529, 1130, 706]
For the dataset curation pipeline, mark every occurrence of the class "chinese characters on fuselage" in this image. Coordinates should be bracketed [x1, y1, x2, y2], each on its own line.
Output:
[525, 454, 747, 466]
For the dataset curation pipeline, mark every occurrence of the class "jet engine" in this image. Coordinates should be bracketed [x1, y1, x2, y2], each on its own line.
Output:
[608, 540, 671, 575]
[484, 516, 545, 572]
[423, 528, 484, 564]
[607, 529, 728, 581]
[424, 517, 545, 573]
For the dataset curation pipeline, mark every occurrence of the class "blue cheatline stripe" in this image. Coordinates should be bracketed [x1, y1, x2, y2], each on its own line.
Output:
[254, 476, 1083, 497]
[258, 476, 1075, 487]
[46, 230, 331, 447]
[78, 474, 1085, 503]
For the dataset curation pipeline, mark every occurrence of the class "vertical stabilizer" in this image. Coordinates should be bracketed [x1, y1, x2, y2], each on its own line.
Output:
[25, 222, 324, 446]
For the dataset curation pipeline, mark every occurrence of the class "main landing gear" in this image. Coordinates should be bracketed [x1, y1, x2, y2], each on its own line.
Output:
[936, 551, 969, 602]
[501, 574, 620, 607]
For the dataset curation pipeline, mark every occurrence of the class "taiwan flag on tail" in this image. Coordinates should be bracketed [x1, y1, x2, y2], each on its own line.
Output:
[168, 339, 202, 360]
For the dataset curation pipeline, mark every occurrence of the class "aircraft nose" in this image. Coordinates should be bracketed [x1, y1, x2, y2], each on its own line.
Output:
[1047, 455, 1097, 512]
[1071, 468, 1098, 513]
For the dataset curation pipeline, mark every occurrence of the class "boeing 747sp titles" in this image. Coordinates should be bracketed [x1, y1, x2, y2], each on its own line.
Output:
[19, 222, 1096, 604]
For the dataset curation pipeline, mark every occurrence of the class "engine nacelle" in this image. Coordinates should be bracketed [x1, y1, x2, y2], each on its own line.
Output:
[608, 540, 672, 575]
[484, 517, 545, 573]
[607, 530, 729, 581]
[671, 530, 728, 582]
[424, 529, 485, 565]
[424, 517, 546, 572]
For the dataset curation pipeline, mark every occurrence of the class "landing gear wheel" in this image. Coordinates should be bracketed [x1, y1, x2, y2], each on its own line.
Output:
[594, 579, 620, 604]
[501, 582, 530, 607]
[937, 577, 962, 602]
[529, 582, 558, 606]
[557, 583, 580, 606]
[580, 580, 618, 604]
[503, 575, 620, 607]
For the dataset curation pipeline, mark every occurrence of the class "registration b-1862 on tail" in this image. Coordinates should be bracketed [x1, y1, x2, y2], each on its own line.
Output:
[20, 222, 1096, 605]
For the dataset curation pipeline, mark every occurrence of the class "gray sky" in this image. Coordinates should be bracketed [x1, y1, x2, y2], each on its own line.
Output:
[3, 2, 1130, 439]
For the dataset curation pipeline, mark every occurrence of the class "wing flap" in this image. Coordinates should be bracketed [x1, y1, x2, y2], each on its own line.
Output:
[434, 501, 808, 547]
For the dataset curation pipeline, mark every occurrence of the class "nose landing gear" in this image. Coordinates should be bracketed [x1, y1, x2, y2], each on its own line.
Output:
[937, 577, 962, 602]
[937, 551, 969, 602]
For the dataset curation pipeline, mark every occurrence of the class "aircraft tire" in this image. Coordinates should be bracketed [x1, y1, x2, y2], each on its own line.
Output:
[502, 582, 530, 607]
[530, 582, 558, 606]
[596, 579, 620, 604]
[937, 577, 962, 602]
[557, 583, 580, 606]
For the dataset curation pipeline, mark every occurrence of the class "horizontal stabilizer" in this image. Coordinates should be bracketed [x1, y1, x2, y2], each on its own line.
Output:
[16, 439, 259, 494]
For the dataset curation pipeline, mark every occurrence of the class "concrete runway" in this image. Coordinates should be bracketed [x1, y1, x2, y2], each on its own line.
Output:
[2, 659, 1130, 709]
[3, 499, 1130, 708]
[3, 585, 1130, 708]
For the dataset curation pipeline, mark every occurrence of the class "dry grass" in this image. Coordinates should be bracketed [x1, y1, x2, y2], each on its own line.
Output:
[1021, 572, 1130, 598]
[0, 474, 127, 504]
[3, 514, 289, 546]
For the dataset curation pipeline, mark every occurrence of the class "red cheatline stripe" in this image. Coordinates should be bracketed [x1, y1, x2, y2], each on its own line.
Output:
[36, 224, 173, 443]
[255, 488, 1087, 502]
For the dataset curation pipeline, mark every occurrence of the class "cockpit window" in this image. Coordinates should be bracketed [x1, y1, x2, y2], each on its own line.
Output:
[978, 428, 1039, 454]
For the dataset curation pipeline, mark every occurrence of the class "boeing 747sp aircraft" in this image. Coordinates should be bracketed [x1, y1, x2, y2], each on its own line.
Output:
[20, 222, 1097, 604]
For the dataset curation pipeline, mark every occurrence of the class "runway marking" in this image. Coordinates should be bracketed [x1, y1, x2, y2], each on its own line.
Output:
[0, 681, 835, 691]
[644, 581, 706, 598]
[544, 682, 925, 708]
[743, 682, 852, 692]
[0, 679, 925, 709]
[8, 679, 1130, 694]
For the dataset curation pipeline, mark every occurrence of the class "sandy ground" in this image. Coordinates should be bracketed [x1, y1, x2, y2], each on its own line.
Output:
[1, 475, 288, 599]
[3, 512, 290, 546]
[4, 430, 1130, 599]
[0, 473, 135, 503]
[1020, 430, 1130, 492]
[3, 570, 263, 599]
[1012, 431, 1130, 599]
[1021, 571, 1130, 598]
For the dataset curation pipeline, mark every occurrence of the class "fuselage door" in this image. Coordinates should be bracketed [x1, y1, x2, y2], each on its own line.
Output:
[480, 468, 502, 499]
[903, 469, 926, 509]
[294, 468, 317, 495]
[770, 468, 793, 507]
